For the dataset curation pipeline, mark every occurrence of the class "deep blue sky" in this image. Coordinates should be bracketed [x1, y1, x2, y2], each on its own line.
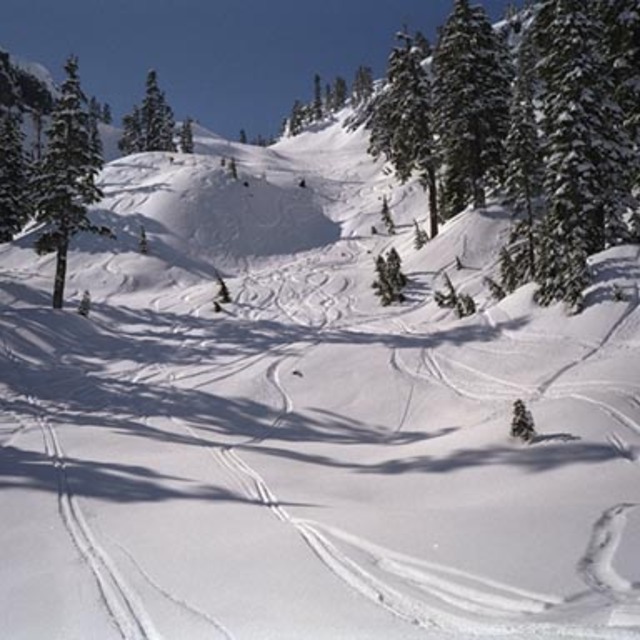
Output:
[3, 0, 522, 141]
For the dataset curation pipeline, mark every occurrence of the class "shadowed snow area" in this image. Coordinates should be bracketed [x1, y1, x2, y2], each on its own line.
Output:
[1, 117, 639, 640]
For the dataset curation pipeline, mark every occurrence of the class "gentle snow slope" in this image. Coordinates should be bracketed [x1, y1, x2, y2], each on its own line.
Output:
[1, 117, 639, 640]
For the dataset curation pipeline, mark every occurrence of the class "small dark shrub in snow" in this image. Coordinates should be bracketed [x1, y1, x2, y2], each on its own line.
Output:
[435, 273, 476, 318]
[511, 399, 536, 443]
[484, 276, 506, 301]
[139, 225, 148, 254]
[216, 276, 231, 304]
[77, 290, 91, 317]
[413, 220, 428, 250]
[213, 301, 222, 313]
[455, 292, 476, 318]
[613, 284, 626, 302]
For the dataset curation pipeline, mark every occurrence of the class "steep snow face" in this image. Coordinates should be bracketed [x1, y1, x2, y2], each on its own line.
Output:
[1, 115, 640, 640]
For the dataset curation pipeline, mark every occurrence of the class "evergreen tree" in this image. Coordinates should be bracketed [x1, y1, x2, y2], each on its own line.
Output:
[413, 219, 429, 250]
[351, 66, 374, 106]
[313, 73, 323, 121]
[120, 69, 177, 153]
[597, 0, 640, 150]
[380, 195, 395, 235]
[119, 106, 143, 155]
[289, 100, 305, 136]
[229, 157, 238, 180]
[533, 0, 635, 310]
[102, 103, 112, 125]
[139, 225, 149, 254]
[511, 399, 536, 443]
[332, 76, 348, 111]
[503, 23, 543, 280]
[372, 250, 407, 306]
[432, 0, 511, 218]
[367, 32, 440, 238]
[179, 117, 194, 153]
[0, 110, 30, 241]
[434, 273, 458, 309]
[33, 56, 108, 309]
[239, 128, 247, 144]
[386, 248, 407, 291]
[141, 70, 169, 151]
[434, 272, 476, 318]
[216, 275, 231, 304]
[77, 290, 91, 317]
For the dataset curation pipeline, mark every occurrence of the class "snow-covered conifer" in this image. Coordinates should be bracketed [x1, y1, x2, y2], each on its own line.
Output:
[0, 110, 30, 241]
[179, 117, 194, 153]
[77, 290, 91, 317]
[380, 195, 395, 235]
[366, 32, 439, 237]
[533, 1, 634, 310]
[511, 399, 536, 443]
[216, 275, 231, 304]
[432, 0, 511, 218]
[413, 220, 428, 250]
[33, 56, 108, 309]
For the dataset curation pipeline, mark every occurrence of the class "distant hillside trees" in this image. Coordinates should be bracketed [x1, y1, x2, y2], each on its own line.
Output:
[366, 32, 440, 239]
[179, 117, 194, 153]
[32, 56, 109, 309]
[0, 110, 30, 242]
[119, 69, 176, 154]
[351, 66, 374, 107]
[432, 0, 511, 219]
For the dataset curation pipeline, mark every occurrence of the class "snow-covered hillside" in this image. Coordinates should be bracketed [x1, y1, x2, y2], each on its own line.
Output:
[1, 115, 639, 640]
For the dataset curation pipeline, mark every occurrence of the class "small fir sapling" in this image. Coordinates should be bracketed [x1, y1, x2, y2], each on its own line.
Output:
[434, 272, 476, 317]
[613, 284, 626, 301]
[434, 272, 457, 308]
[484, 276, 506, 300]
[77, 290, 91, 317]
[213, 301, 222, 313]
[229, 157, 238, 180]
[139, 225, 149, 254]
[381, 195, 396, 235]
[413, 220, 429, 249]
[216, 276, 231, 304]
[455, 292, 476, 318]
[511, 399, 536, 443]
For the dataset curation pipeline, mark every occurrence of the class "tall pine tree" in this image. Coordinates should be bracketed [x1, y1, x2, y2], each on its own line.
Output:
[0, 109, 30, 241]
[432, 0, 511, 218]
[33, 56, 107, 309]
[367, 32, 440, 238]
[534, 0, 635, 310]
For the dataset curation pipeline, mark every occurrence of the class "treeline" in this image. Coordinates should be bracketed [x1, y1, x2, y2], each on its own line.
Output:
[284, 65, 374, 136]
[358, 0, 640, 312]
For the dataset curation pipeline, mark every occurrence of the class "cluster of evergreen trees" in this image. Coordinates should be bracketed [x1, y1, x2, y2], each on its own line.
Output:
[362, 0, 640, 312]
[0, 56, 108, 308]
[119, 70, 179, 154]
[286, 66, 374, 136]
[372, 248, 407, 305]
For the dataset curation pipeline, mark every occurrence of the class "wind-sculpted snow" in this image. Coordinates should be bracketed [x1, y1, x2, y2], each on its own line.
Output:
[1, 117, 639, 639]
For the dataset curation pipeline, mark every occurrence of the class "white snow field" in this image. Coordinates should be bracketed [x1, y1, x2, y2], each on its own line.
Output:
[1, 115, 640, 640]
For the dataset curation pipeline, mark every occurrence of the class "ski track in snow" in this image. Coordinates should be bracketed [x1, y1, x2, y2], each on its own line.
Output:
[578, 504, 640, 602]
[27, 395, 161, 640]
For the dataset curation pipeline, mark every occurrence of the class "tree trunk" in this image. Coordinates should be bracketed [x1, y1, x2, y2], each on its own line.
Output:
[427, 166, 439, 239]
[52, 234, 69, 309]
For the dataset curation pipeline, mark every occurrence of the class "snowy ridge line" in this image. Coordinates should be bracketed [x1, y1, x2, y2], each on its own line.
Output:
[578, 504, 640, 599]
[29, 397, 161, 640]
[115, 543, 236, 640]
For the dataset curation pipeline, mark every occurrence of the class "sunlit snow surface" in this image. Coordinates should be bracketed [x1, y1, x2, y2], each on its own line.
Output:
[1, 116, 639, 639]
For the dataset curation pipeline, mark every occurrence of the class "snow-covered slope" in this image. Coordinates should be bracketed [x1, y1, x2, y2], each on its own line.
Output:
[1, 116, 639, 640]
